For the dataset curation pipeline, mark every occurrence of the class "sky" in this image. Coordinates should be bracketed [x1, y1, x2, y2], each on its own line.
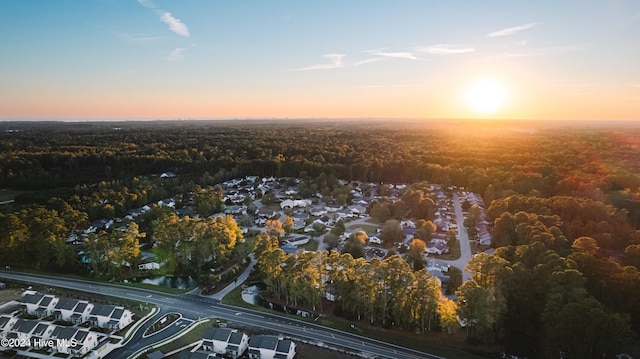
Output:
[0, 0, 639, 121]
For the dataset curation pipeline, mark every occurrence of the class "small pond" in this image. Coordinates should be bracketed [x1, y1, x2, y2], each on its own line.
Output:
[127, 276, 197, 289]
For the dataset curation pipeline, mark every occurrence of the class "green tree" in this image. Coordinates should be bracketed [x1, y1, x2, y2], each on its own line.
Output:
[343, 230, 367, 259]
[407, 239, 426, 271]
[380, 219, 404, 245]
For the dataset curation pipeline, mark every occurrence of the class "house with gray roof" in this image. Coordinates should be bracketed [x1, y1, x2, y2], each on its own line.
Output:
[248, 335, 295, 359]
[202, 327, 248, 359]
[89, 304, 133, 331]
[21, 291, 58, 318]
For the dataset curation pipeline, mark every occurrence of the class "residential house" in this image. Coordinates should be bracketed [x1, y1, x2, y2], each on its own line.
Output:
[22, 291, 58, 318]
[426, 240, 449, 255]
[138, 262, 161, 270]
[0, 315, 17, 335]
[31, 322, 55, 349]
[248, 335, 296, 359]
[53, 298, 93, 324]
[225, 205, 248, 215]
[202, 327, 249, 359]
[51, 326, 99, 356]
[88, 304, 133, 331]
[309, 206, 327, 217]
[9, 319, 39, 342]
[369, 236, 382, 244]
[158, 198, 176, 208]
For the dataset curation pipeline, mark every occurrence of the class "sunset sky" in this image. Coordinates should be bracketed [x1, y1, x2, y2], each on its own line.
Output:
[1, 0, 639, 121]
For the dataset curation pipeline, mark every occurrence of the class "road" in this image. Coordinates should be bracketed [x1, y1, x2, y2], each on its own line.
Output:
[0, 271, 446, 359]
[449, 192, 473, 281]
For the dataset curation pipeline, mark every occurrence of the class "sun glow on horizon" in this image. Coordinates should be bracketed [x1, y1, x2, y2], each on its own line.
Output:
[465, 78, 509, 115]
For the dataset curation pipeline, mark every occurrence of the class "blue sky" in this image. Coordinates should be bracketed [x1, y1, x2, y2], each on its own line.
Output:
[1, 0, 639, 120]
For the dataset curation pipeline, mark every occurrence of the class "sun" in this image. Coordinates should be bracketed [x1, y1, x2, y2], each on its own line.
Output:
[465, 78, 508, 115]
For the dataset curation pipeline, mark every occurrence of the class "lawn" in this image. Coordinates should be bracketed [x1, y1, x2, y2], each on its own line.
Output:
[301, 239, 319, 251]
[152, 320, 213, 354]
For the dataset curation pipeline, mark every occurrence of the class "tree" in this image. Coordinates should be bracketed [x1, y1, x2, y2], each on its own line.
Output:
[343, 230, 367, 259]
[194, 185, 224, 217]
[265, 219, 284, 238]
[323, 233, 340, 249]
[414, 220, 436, 241]
[370, 203, 391, 223]
[380, 219, 404, 245]
[261, 192, 276, 206]
[311, 222, 326, 238]
[283, 215, 294, 236]
[331, 219, 346, 236]
[407, 239, 426, 271]
[437, 297, 460, 334]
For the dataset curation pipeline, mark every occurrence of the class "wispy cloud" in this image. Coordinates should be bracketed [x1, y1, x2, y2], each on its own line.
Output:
[365, 49, 418, 60]
[415, 44, 474, 55]
[488, 22, 541, 37]
[137, 0, 190, 38]
[167, 48, 185, 62]
[160, 12, 190, 37]
[294, 54, 345, 71]
[353, 58, 386, 66]
[117, 33, 160, 42]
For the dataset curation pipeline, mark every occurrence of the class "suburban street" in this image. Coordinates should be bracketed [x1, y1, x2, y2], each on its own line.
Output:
[449, 192, 474, 281]
[0, 271, 446, 359]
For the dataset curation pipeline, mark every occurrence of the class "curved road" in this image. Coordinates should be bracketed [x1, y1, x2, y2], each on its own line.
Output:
[0, 271, 445, 359]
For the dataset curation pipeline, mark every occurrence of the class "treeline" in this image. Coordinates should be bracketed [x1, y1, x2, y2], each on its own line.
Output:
[459, 194, 640, 357]
[253, 233, 459, 334]
[4, 122, 640, 230]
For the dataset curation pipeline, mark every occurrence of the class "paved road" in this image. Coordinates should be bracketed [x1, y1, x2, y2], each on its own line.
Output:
[448, 192, 473, 281]
[0, 271, 446, 359]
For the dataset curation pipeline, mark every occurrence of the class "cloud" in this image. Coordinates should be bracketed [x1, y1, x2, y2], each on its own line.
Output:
[167, 47, 185, 62]
[294, 54, 345, 71]
[352, 58, 386, 66]
[416, 44, 475, 55]
[365, 49, 418, 60]
[137, 0, 190, 38]
[160, 12, 190, 37]
[488, 22, 541, 37]
[136, 0, 156, 10]
[117, 33, 160, 42]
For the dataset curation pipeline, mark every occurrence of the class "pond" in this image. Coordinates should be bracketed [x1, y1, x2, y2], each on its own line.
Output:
[127, 276, 197, 289]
